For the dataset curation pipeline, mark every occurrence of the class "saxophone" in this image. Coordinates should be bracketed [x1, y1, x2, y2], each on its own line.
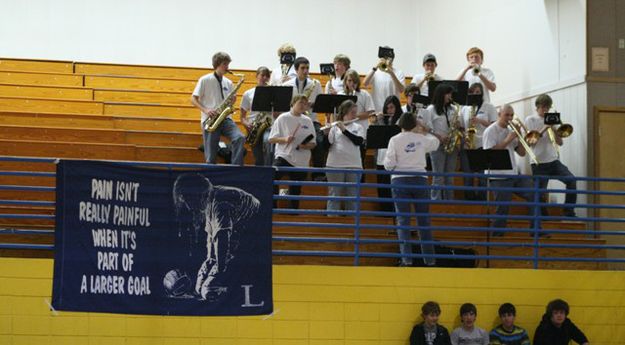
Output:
[203, 72, 245, 132]
[444, 102, 462, 154]
[302, 79, 319, 116]
[465, 105, 477, 149]
[245, 112, 273, 147]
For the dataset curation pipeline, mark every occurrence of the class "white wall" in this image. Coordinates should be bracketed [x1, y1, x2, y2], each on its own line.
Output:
[0, 0, 419, 75]
[414, 0, 586, 106]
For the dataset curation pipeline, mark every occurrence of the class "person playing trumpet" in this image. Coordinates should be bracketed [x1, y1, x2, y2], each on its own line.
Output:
[456, 47, 496, 103]
[363, 47, 406, 112]
[322, 100, 365, 215]
[411, 53, 443, 97]
[524, 94, 577, 218]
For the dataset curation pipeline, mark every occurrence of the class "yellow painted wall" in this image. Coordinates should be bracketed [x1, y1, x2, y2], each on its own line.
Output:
[1, 258, 625, 345]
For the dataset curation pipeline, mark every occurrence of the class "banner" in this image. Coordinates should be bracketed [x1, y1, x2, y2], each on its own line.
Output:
[52, 160, 273, 316]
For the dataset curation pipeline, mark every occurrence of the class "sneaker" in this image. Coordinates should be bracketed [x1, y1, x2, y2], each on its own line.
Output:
[279, 188, 289, 196]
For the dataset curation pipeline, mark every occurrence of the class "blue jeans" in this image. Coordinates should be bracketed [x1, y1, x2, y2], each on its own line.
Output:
[391, 176, 435, 266]
[251, 129, 274, 166]
[430, 146, 458, 200]
[326, 169, 360, 214]
[531, 160, 577, 217]
[202, 118, 245, 165]
[459, 148, 487, 200]
[490, 177, 541, 231]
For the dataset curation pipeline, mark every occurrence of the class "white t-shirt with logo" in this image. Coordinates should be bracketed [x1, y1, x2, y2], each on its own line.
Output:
[326, 122, 365, 168]
[370, 68, 406, 113]
[460, 102, 498, 148]
[339, 89, 375, 132]
[383, 131, 440, 179]
[411, 72, 443, 96]
[240, 87, 259, 123]
[525, 114, 559, 164]
[192, 73, 233, 124]
[482, 122, 520, 177]
[459, 67, 496, 103]
[283, 77, 323, 122]
[268, 112, 316, 167]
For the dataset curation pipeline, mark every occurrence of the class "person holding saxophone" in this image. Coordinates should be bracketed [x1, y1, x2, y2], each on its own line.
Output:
[459, 83, 497, 200]
[191, 51, 245, 166]
[240, 66, 274, 166]
[426, 84, 461, 200]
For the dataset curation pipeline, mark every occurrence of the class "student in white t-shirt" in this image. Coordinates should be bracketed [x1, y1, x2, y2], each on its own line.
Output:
[524, 94, 577, 217]
[283, 57, 325, 180]
[427, 84, 460, 200]
[325, 54, 350, 94]
[269, 43, 298, 86]
[411, 53, 443, 97]
[323, 100, 365, 215]
[459, 83, 497, 200]
[456, 47, 496, 103]
[240, 66, 274, 166]
[482, 104, 540, 235]
[384, 112, 440, 266]
[268, 95, 316, 209]
[191, 51, 245, 165]
[339, 69, 376, 170]
[363, 51, 406, 112]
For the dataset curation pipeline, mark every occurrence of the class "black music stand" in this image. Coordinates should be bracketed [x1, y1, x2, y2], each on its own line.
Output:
[413, 94, 431, 107]
[366, 125, 401, 149]
[465, 149, 512, 172]
[467, 94, 483, 107]
[428, 80, 469, 105]
[251, 86, 292, 113]
[312, 94, 357, 120]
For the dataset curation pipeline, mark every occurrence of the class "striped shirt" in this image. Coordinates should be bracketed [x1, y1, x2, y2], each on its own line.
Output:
[489, 325, 530, 345]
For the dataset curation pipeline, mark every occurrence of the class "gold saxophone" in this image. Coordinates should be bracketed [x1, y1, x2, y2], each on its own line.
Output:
[465, 105, 477, 149]
[302, 79, 319, 116]
[444, 103, 463, 154]
[245, 112, 273, 147]
[203, 72, 245, 132]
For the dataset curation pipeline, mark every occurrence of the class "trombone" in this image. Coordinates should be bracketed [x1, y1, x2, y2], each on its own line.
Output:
[507, 119, 539, 164]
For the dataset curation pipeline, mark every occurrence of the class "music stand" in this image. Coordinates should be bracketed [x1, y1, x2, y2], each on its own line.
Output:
[467, 94, 483, 107]
[428, 80, 469, 105]
[312, 94, 357, 120]
[366, 125, 401, 149]
[465, 149, 512, 268]
[413, 94, 431, 107]
[251, 86, 292, 113]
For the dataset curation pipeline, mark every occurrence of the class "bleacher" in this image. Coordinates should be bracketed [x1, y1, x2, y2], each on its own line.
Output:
[0, 57, 606, 270]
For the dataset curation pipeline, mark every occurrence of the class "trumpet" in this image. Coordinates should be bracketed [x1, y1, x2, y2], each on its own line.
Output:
[472, 65, 481, 75]
[377, 58, 391, 72]
[507, 119, 539, 164]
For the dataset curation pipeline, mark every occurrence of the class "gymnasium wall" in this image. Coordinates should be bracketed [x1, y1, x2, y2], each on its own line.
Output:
[1, 0, 584, 104]
[1, 258, 624, 344]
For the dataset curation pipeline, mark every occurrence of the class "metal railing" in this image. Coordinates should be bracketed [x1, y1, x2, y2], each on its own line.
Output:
[1, 156, 625, 269]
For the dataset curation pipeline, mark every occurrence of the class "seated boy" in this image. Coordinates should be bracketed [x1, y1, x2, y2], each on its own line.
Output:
[410, 301, 451, 345]
[534, 299, 589, 345]
[489, 303, 530, 345]
[451, 303, 489, 345]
